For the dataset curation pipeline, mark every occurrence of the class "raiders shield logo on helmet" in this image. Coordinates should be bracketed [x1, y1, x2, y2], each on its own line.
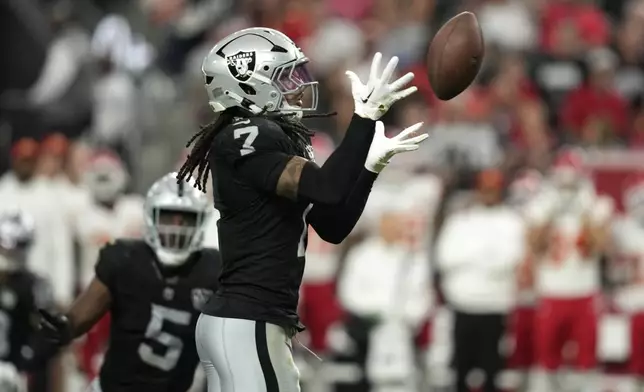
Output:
[191, 288, 213, 311]
[226, 51, 256, 82]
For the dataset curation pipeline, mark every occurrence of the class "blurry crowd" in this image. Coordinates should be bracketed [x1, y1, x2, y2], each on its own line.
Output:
[3, 0, 644, 391]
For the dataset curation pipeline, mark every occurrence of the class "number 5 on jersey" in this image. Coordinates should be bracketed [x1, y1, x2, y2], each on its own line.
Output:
[234, 126, 259, 156]
[138, 304, 191, 371]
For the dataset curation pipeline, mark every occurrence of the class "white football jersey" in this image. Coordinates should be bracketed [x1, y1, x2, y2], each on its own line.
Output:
[75, 195, 144, 288]
[525, 182, 611, 297]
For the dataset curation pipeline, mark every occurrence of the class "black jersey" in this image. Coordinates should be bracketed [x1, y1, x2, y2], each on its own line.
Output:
[204, 116, 313, 329]
[94, 239, 221, 392]
[0, 270, 53, 370]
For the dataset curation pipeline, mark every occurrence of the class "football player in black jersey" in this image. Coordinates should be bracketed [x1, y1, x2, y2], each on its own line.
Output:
[175, 28, 429, 392]
[37, 173, 221, 392]
[0, 211, 57, 392]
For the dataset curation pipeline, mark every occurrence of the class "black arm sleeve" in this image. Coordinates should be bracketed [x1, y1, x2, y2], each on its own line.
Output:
[214, 115, 375, 205]
[296, 115, 375, 204]
[307, 168, 378, 244]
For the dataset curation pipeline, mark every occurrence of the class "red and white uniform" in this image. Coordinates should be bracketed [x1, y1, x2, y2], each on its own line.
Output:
[526, 150, 613, 371]
[527, 183, 612, 372]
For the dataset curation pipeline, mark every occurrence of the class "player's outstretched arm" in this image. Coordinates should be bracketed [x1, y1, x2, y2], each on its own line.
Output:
[308, 121, 428, 243]
[27, 277, 111, 371]
[275, 54, 417, 203]
[38, 278, 111, 346]
[64, 277, 112, 338]
[29, 243, 118, 369]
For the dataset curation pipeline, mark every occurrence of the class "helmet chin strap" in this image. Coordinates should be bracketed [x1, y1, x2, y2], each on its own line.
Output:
[225, 90, 264, 114]
[279, 102, 304, 119]
[225, 89, 304, 119]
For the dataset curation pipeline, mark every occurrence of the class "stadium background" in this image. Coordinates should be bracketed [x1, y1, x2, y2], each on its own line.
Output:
[1, 0, 644, 391]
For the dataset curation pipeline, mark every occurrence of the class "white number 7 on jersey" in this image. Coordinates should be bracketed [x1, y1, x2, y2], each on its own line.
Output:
[234, 126, 259, 156]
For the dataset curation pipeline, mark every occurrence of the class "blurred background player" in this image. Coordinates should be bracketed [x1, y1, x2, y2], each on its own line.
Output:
[525, 149, 613, 392]
[505, 169, 543, 392]
[436, 169, 526, 392]
[76, 150, 143, 291]
[36, 172, 220, 392]
[73, 150, 144, 382]
[611, 174, 644, 392]
[0, 211, 58, 392]
[0, 138, 74, 311]
[336, 190, 433, 392]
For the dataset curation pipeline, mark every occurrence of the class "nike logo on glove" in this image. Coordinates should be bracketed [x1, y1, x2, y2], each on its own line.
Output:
[362, 90, 374, 104]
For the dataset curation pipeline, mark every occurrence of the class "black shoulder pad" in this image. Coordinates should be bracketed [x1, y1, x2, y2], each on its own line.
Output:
[101, 239, 148, 259]
[95, 239, 148, 290]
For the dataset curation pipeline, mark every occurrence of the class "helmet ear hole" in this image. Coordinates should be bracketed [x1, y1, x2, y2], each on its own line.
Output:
[205, 76, 214, 84]
[239, 83, 256, 95]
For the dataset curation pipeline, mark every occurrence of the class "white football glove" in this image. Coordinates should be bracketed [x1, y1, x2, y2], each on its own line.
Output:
[365, 121, 428, 173]
[346, 52, 417, 121]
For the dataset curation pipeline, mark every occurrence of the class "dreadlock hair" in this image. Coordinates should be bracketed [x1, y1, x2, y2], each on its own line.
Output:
[177, 106, 336, 192]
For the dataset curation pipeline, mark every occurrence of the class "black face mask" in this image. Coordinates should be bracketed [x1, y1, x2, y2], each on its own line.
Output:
[153, 209, 200, 251]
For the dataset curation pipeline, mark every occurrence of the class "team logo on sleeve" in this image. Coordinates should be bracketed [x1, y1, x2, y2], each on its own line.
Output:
[191, 288, 213, 311]
[226, 51, 256, 82]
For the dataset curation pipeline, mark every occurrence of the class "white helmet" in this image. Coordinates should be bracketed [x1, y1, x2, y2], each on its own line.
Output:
[0, 211, 35, 271]
[201, 27, 318, 115]
[144, 173, 211, 267]
[509, 169, 542, 207]
[0, 362, 25, 392]
[83, 151, 128, 203]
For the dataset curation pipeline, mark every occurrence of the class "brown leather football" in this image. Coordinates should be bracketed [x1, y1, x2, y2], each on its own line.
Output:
[427, 12, 484, 101]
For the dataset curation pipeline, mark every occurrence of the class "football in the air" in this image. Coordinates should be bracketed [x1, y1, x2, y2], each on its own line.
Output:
[427, 11, 484, 101]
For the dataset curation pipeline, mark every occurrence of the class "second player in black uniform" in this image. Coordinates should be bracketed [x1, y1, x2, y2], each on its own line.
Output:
[37, 173, 221, 392]
[177, 28, 428, 392]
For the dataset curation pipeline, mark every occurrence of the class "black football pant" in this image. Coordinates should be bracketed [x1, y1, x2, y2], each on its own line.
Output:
[452, 310, 505, 392]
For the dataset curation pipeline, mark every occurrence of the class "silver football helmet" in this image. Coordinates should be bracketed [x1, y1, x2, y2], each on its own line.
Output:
[202, 27, 318, 115]
[144, 173, 211, 267]
[0, 361, 25, 392]
[0, 210, 35, 271]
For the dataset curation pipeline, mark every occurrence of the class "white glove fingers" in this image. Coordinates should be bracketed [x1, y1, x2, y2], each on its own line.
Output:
[392, 86, 418, 102]
[388, 72, 415, 92]
[392, 145, 420, 154]
[369, 52, 383, 84]
[399, 133, 429, 145]
[380, 56, 399, 84]
[345, 70, 363, 87]
[394, 122, 424, 141]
